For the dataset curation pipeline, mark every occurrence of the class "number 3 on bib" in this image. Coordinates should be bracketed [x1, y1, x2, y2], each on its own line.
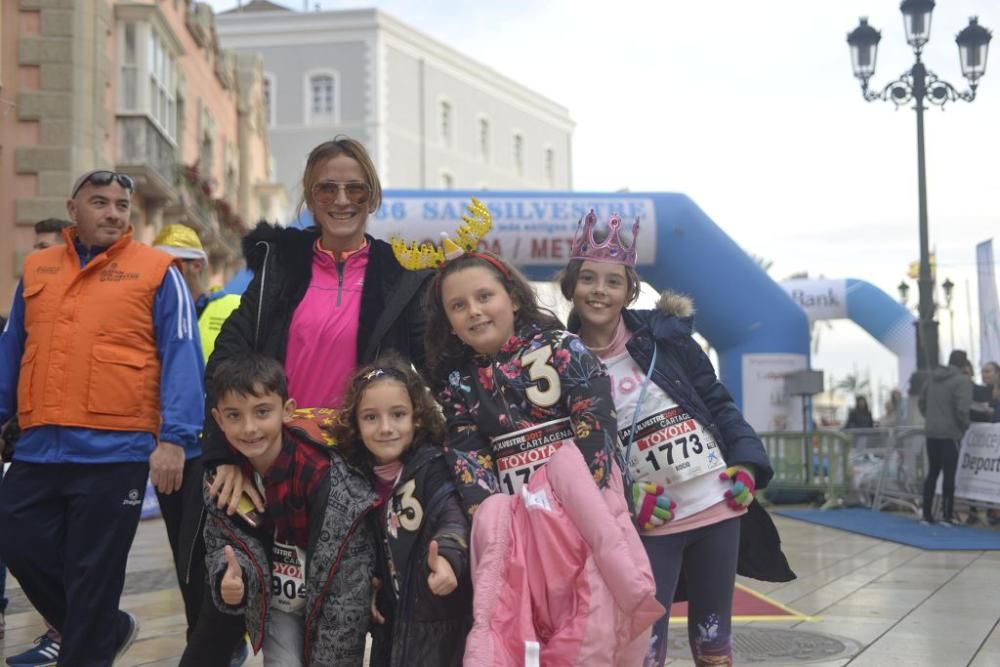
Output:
[522, 345, 561, 408]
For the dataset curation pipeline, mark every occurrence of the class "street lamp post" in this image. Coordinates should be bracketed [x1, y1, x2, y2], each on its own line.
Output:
[847, 2, 991, 392]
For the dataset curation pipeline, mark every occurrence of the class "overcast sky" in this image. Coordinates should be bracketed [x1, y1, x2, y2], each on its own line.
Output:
[208, 0, 1000, 410]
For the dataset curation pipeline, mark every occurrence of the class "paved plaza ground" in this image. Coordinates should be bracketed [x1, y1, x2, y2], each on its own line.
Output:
[2, 511, 1000, 666]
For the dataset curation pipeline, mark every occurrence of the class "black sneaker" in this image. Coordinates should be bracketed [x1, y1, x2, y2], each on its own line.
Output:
[115, 611, 140, 662]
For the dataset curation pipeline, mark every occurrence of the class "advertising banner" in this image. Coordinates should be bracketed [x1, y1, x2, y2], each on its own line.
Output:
[369, 195, 657, 266]
[977, 240, 1000, 365]
[780, 279, 848, 322]
[955, 423, 1000, 504]
[741, 353, 808, 432]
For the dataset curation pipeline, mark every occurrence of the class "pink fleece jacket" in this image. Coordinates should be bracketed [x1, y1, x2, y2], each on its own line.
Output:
[284, 241, 368, 409]
[465, 444, 664, 666]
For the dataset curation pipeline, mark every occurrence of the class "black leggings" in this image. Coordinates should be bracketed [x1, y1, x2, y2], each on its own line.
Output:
[923, 438, 959, 522]
[640, 516, 741, 667]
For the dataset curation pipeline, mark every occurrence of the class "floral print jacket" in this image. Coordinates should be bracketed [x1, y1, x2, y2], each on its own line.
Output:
[437, 325, 617, 518]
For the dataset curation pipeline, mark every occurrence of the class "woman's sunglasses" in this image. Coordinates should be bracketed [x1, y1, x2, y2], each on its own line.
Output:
[71, 170, 135, 198]
[311, 181, 371, 207]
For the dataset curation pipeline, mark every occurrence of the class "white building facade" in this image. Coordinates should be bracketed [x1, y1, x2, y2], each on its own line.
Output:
[216, 4, 574, 207]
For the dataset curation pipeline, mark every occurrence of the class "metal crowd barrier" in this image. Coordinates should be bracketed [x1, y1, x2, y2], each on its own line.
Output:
[758, 430, 852, 509]
[834, 426, 928, 515]
[763, 426, 1000, 519]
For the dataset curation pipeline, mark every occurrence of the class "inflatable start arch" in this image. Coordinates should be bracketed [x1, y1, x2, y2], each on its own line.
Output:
[780, 278, 916, 391]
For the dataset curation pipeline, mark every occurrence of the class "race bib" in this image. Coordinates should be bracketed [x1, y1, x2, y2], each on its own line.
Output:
[620, 407, 725, 485]
[270, 539, 307, 615]
[492, 418, 575, 495]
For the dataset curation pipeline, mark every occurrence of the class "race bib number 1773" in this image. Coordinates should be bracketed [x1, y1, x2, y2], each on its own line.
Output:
[619, 406, 725, 486]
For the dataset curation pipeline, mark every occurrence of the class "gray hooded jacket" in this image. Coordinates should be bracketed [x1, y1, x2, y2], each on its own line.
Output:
[919, 365, 973, 440]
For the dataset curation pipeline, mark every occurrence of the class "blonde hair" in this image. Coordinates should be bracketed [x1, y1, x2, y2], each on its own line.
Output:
[296, 136, 382, 220]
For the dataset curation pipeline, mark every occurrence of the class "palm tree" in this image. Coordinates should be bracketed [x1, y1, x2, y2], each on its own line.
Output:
[835, 373, 870, 397]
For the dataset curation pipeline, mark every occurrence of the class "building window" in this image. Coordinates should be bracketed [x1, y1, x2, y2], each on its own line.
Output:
[120, 23, 138, 109]
[199, 103, 215, 176]
[478, 117, 490, 162]
[513, 133, 524, 176]
[175, 85, 186, 148]
[544, 147, 555, 186]
[304, 70, 338, 125]
[224, 140, 238, 199]
[148, 29, 176, 138]
[311, 75, 333, 116]
[262, 73, 275, 127]
[440, 100, 453, 147]
[441, 171, 454, 189]
[118, 21, 176, 140]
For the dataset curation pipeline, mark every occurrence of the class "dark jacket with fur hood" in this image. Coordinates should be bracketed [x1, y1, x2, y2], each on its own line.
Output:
[202, 222, 434, 466]
[571, 290, 795, 585]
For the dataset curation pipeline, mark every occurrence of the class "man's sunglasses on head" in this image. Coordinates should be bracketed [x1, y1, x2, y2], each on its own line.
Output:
[311, 181, 371, 207]
[70, 170, 136, 198]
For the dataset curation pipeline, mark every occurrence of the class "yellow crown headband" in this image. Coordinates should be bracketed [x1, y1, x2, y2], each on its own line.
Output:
[390, 197, 493, 270]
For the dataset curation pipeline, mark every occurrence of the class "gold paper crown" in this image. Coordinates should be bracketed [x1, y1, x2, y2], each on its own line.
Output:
[391, 197, 492, 271]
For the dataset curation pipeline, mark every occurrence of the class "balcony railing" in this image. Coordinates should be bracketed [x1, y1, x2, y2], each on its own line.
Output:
[116, 115, 177, 201]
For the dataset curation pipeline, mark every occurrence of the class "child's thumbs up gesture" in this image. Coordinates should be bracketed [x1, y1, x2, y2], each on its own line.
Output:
[221, 545, 245, 605]
[426, 540, 458, 596]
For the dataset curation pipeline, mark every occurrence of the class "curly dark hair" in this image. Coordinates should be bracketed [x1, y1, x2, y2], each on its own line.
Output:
[331, 353, 445, 473]
[424, 252, 563, 387]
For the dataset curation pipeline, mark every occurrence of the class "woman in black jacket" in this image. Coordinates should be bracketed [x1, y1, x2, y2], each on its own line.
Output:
[844, 396, 875, 429]
[202, 136, 433, 508]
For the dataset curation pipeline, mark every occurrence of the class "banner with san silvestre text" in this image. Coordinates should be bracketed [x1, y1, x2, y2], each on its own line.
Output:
[955, 423, 1000, 505]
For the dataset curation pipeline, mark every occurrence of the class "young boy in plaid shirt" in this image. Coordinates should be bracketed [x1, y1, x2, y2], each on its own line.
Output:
[203, 353, 377, 666]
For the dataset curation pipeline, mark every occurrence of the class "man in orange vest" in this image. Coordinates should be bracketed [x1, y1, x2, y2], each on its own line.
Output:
[0, 170, 205, 665]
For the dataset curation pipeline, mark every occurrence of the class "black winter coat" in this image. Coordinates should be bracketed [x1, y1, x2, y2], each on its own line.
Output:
[202, 222, 434, 466]
[369, 445, 472, 667]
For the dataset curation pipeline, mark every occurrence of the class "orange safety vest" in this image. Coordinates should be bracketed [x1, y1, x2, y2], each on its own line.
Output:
[18, 229, 176, 434]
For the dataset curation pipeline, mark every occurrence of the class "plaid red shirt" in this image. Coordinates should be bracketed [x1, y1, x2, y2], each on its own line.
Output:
[244, 431, 331, 550]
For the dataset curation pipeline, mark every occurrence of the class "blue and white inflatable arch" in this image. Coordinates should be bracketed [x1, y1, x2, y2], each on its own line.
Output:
[780, 278, 916, 391]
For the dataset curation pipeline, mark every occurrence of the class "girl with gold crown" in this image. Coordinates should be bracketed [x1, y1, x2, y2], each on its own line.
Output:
[392, 200, 663, 665]
[559, 211, 795, 667]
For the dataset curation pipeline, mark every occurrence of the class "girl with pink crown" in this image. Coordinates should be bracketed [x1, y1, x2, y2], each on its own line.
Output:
[559, 211, 795, 667]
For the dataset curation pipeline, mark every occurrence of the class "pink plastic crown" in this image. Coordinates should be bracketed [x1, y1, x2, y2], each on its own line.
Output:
[569, 210, 640, 266]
